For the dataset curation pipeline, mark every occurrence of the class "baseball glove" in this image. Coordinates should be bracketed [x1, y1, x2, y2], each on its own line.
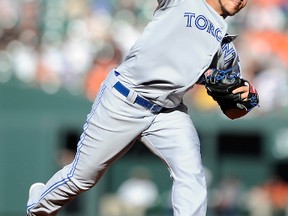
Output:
[204, 66, 259, 113]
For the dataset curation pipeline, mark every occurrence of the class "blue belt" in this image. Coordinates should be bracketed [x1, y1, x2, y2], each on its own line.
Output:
[113, 72, 162, 113]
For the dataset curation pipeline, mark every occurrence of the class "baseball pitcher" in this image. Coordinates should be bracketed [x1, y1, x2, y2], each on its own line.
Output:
[27, 0, 258, 215]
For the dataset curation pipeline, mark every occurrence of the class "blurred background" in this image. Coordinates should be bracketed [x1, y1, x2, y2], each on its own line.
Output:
[0, 0, 288, 215]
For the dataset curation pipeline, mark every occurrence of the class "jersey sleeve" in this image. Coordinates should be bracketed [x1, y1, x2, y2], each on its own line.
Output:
[196, 34, 242, 84]
[210, 34, 242, 74]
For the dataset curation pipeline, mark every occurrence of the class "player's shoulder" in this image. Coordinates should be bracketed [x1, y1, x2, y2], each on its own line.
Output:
[156, 0, 188, 10]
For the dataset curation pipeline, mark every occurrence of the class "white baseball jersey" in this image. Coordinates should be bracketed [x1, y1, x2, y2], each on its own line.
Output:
[116, 0, 228, 108]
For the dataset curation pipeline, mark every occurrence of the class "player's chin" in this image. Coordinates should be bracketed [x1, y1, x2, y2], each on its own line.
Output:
[223, 10, 239, 18]
[225, 5, 244, 16]
[224, 8, 239, 16]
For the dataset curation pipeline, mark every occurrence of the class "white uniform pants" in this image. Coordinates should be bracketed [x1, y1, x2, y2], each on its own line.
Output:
[27, 71, 207, 216]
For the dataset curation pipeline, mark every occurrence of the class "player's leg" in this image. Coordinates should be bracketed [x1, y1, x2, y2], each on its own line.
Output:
[140, 104, 207, 216]
[27, 72, 153, 216]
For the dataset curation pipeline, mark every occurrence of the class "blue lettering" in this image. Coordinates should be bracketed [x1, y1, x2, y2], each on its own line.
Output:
[222, 43, 235, 58]
[215, 28, 222, 42]
[207, 22, 215, 37]
[195, 15, 208, 30]
[222, 43, 236, 64]
[184, 12, 195, 27]
[184, 12, 223, 42]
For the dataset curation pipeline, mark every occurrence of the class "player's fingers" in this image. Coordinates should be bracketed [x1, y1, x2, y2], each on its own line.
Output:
[240, 92, 249, 100]
[232, 86, 248, 94]
[204, 69, 214, 78]
[232, 86, 249, 100]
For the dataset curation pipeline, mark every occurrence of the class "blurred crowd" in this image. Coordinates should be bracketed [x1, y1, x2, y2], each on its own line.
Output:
[98, 172, 288, 216]
[208, 174, 288, 216]
[0, 0, 288, 114]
